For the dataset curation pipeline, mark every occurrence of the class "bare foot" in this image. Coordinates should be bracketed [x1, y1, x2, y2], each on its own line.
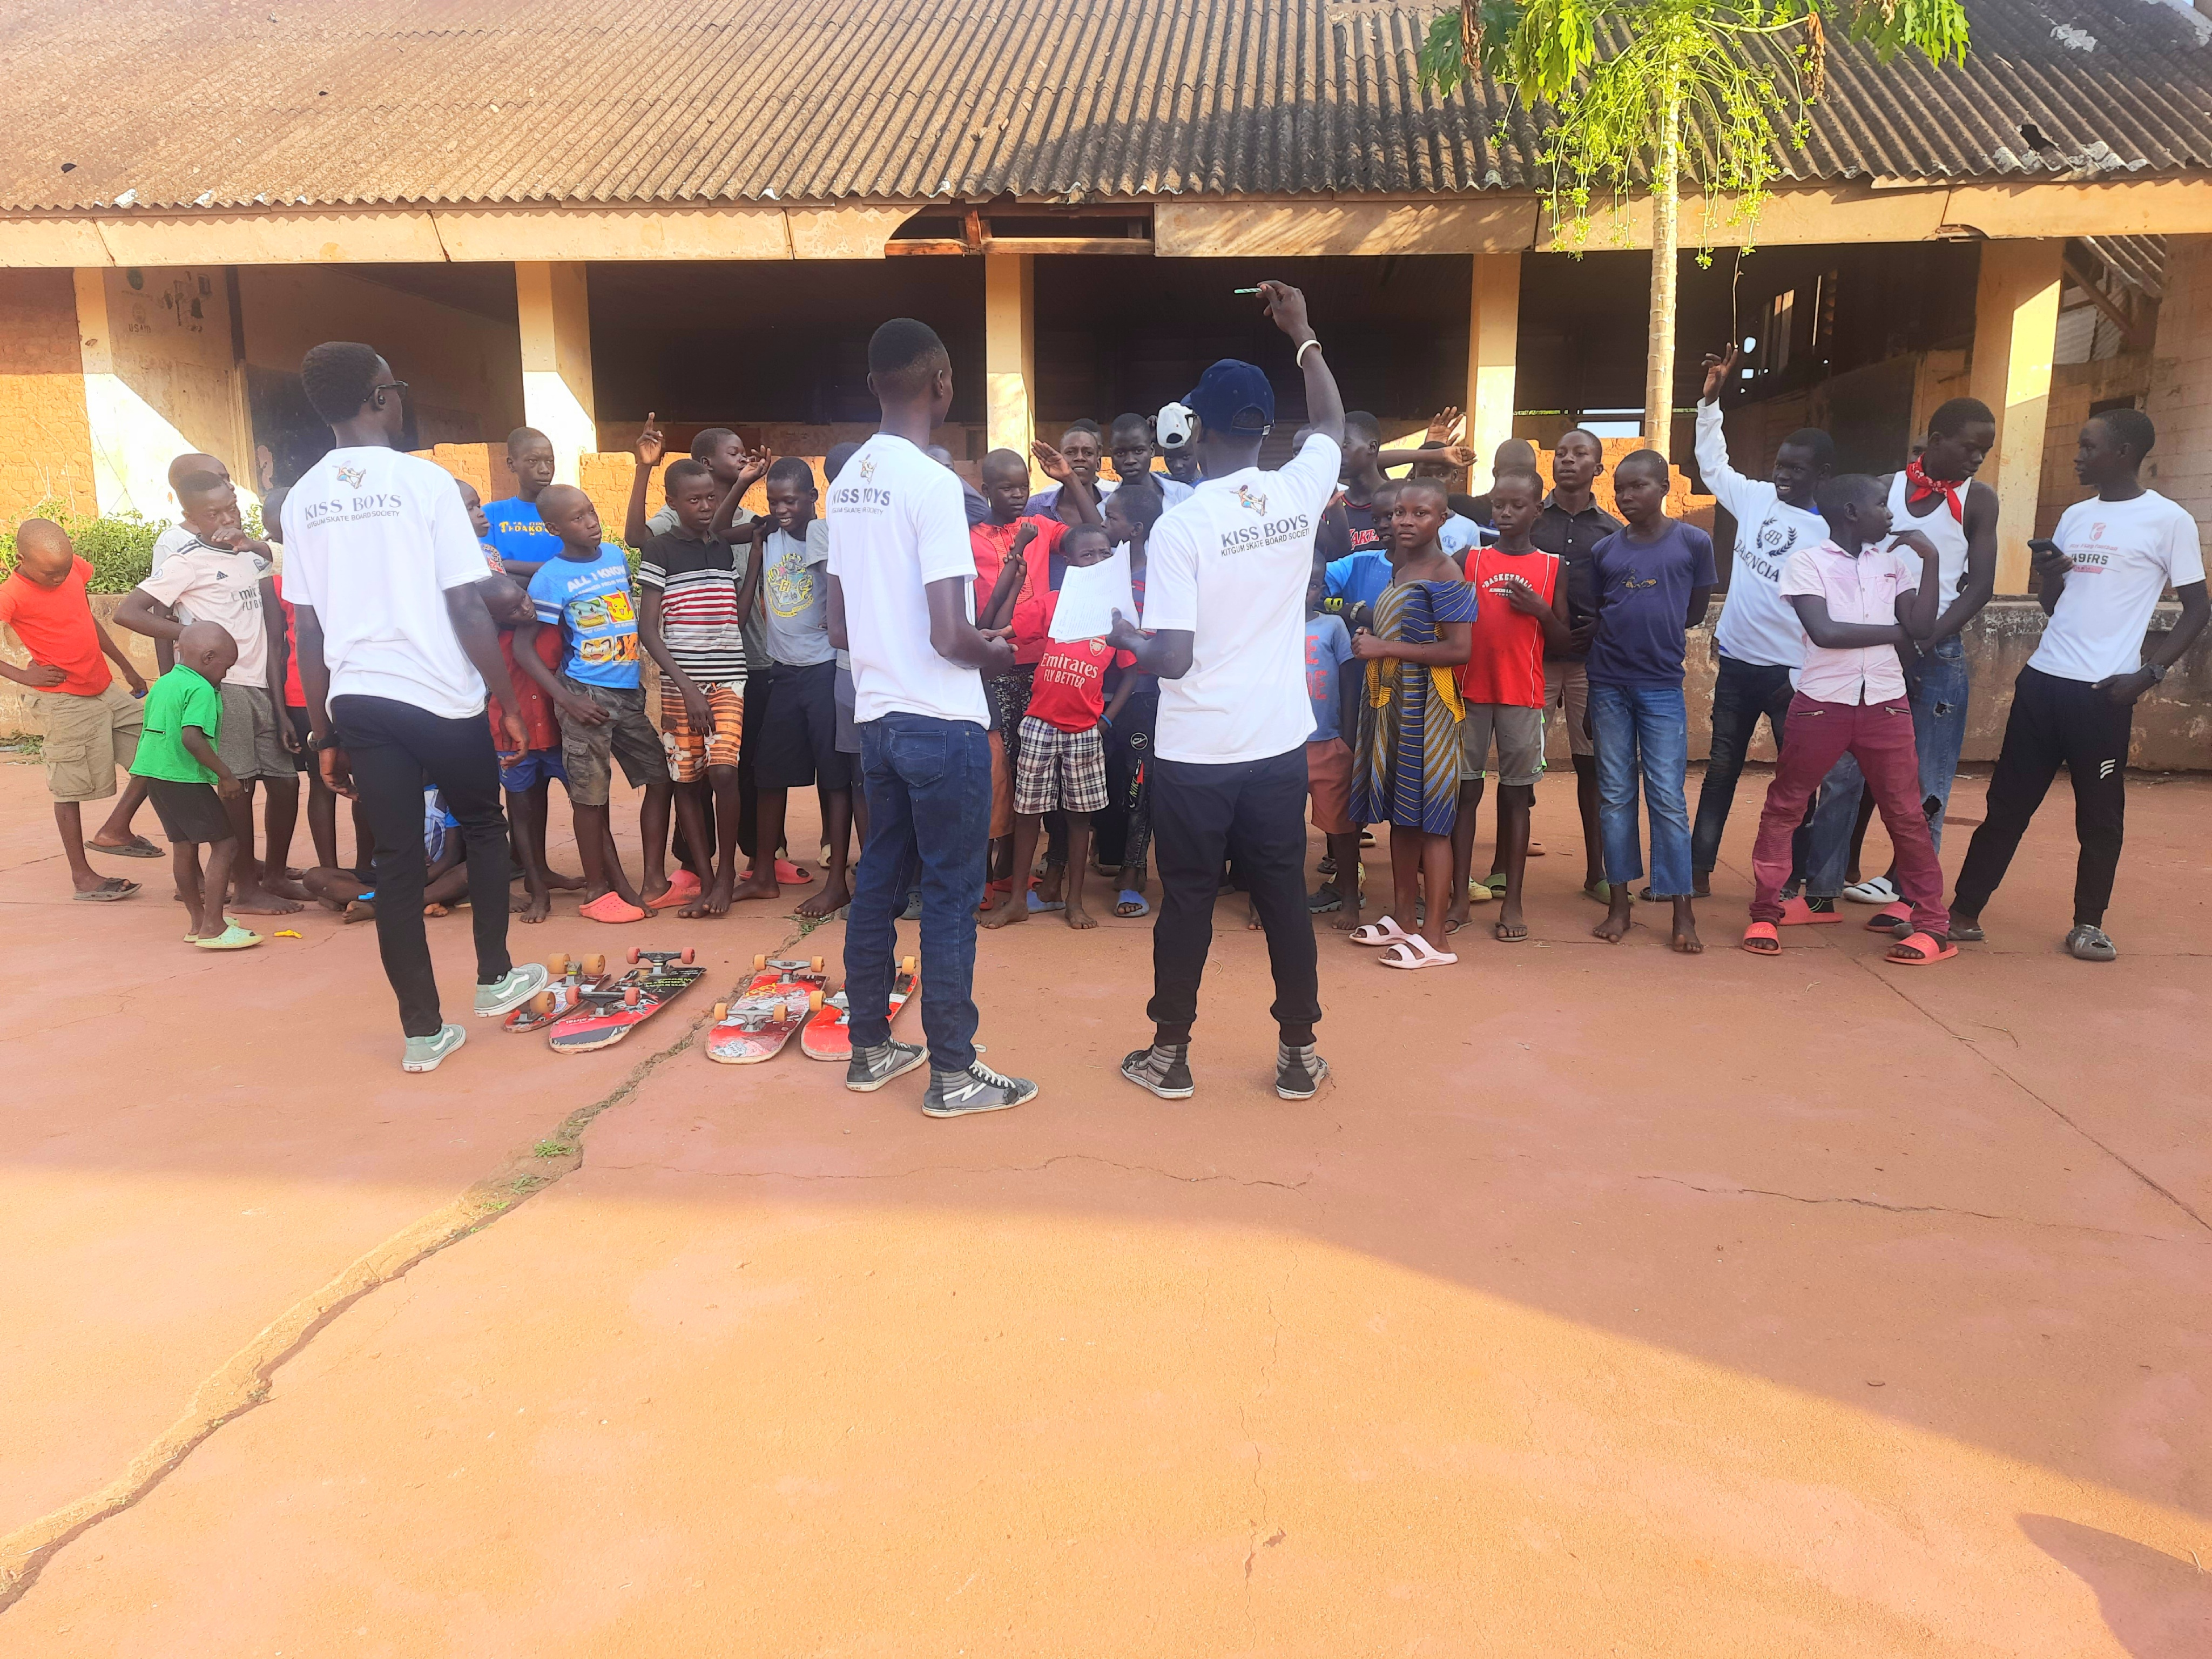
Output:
[423, 902, 451, 918]
[1671, 898, 1703, 954]
[980, 895, 1030, 929]
[342, 899, 376, 923]
[729, 866, 781, 902]
[977, 886, 1015, 920]
[262, 873, 312, 903]
[1037, 865, 1065, 904]
[544, 867, 586, 891]
[1064, 900, 1098, 931]
[512, 887, 552, 923]
[1331, 907, 1365, 934]
[794, 874, 852, 920]
[1592, 895, 1633, 943]
[1246, 903, 1264, 931]
[229, 886, 304, 915]
[680, 875, 734, 920]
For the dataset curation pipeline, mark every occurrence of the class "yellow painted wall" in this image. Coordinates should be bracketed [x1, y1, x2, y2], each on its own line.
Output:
[239, 265, 523, 446]
[0, 270, 98, 522]
[90, 265, 254, 514]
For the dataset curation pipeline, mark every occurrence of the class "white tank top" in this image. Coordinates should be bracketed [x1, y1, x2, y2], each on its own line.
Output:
[1886, 469, 1970, 613]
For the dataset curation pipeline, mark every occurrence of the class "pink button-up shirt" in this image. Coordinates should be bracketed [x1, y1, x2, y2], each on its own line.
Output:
[1779, 539, 1918, 705]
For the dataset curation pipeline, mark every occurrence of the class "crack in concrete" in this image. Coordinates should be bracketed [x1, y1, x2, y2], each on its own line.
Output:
[1637, 1174, 2210, 1245]
[0, 943, 772, 1617]
[1843, 953, 2212, 1238]
[586, 1152, 1316, 1196]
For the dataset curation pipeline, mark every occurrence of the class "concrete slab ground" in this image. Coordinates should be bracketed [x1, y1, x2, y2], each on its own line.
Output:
[2, 753, 2208, 1655]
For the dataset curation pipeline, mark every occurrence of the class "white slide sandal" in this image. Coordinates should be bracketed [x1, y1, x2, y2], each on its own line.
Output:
[1348, 915, 1413, 947]
[1378, 937, 1458, 970]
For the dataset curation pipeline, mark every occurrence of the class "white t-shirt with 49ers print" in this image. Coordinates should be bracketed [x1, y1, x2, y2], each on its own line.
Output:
[2032, 490, 2206, 684]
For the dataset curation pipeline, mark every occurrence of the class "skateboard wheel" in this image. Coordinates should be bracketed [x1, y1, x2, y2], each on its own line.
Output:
[546, 952, 569, 977]
[623, 986, 642, 1008]
[810, 955, 824, 972]
[754, 953, 766, 970]
[626, 945, 642, 966]
[808, 988, 823, 1011]
[528, 990, 555, 1017]
[711, 1002, 729, 1022]
[582, 952, 606, 977]
[679, 946, 695, 965]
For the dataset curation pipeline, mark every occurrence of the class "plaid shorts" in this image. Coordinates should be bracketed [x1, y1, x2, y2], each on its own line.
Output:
[1013, 714, 1107, 816]
[660, 677, 744, 782]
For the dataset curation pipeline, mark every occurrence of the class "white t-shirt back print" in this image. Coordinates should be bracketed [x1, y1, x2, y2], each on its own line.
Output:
[1144, 433, 1342, 765]
[280, 447, 496, 720]
[826, 434, 989, 727]
[2032, 491, 2206, 684]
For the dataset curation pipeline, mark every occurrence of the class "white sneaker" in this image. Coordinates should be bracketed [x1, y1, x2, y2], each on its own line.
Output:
[1843, 876, 1899, 905]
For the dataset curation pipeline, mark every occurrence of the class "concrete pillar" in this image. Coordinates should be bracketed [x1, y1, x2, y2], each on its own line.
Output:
[984, 249, 1036, 476]
[1967, 240, 2064, 594]
[2147, 234, 2212, 553]
[1466, 253, 1521, 470]
[515, 260, 596, 485]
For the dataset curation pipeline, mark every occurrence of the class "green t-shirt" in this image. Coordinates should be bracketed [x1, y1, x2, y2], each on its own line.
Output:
[131, 665, 223, 784]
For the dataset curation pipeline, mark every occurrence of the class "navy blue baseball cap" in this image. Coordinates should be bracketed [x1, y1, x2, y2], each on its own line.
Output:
[1183, 360, 1274, 434]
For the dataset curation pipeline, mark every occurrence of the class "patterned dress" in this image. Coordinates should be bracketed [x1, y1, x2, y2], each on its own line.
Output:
[1350, 577, 1478, 834]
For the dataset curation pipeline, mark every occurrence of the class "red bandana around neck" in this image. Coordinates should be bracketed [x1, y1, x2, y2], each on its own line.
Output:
[1904, 457, 1963, 523]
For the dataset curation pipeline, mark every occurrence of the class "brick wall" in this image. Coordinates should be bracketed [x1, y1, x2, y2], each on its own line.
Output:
[0, 271, 98, 523]
[2038, 354, 2152, 537]
[2148, 234, 2212, 552]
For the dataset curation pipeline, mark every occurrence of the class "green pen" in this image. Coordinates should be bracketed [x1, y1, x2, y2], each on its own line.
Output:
[1232, 286, 1262, 295]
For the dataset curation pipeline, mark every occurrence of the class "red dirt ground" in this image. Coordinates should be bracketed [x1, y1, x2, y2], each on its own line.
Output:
[1, 754, 2207, 1656]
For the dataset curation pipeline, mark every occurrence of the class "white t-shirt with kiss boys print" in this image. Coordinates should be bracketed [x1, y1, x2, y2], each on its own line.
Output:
[2032, 490, 2205, 684]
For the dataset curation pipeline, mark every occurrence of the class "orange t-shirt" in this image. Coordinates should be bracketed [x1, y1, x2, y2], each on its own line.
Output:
[0, 557, 109, 696]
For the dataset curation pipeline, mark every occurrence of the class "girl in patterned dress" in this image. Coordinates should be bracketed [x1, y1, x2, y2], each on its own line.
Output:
[1346, 480, 1477, 968]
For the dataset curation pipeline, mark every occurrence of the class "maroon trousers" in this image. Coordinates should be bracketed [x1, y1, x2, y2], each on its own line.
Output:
[1750, 694, 1950, 935]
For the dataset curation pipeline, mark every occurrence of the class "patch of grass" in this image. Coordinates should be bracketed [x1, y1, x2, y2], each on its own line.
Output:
[532, 1138, 577, 1159]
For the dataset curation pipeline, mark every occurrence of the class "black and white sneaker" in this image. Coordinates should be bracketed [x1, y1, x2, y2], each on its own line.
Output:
[922, 1059, 1038, 1118]
[1274, 1042, 1330, 1100]
[1120, 1043, 1194, 1100]
[847, 1038, 928, 1093]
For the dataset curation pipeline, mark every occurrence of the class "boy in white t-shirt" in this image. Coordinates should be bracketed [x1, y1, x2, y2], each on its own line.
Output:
[1106, 280, 1345, 1104]
[1951, 409, 2210, 961]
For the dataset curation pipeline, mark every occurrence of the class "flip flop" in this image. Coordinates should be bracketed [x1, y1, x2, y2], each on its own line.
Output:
[1887, 930, 1957, 966]
[775, 858, 810, 886]
[1493, 919, 1529, 943]
[579, 892, 647, 924]
[1844, 876, 1899, 905]
[1026, 889, 1065, 914]
[72, 878, 139, 902]
[2065, 924, 2117, 962]
[1347, 916, 1413, 947]
[1581, 881, 1611, 905]
[1480, 873, 1506, 898]
[1950, 919, 1986, 943]
[193, 923, 263, 951]
[1779, 896, 1842, 926]
[85, 836, 163, 859]
[1116, 889, 1150, 918]
[1741, 921, 1782, 956]
[1378, 937, 1457, 969]
[1864, 900, 1913, 934]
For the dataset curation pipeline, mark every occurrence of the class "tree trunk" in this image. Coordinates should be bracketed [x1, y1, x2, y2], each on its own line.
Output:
[1644, 71, 1683, 448]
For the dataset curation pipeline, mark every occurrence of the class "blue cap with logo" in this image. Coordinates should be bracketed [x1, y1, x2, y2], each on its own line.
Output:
[1182, 360, 1275, 435]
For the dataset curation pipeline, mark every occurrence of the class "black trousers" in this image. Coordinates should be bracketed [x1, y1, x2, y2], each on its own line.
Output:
[1092, 685, 1158, 875]
[1148, 745, 1320, 1046]
[1690, 654, 1808, 877]
[331, 694, 515, 1038]
[1953, 665, 2132, 928]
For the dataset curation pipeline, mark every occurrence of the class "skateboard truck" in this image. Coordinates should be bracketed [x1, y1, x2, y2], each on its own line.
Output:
[629, 946, 697, 972]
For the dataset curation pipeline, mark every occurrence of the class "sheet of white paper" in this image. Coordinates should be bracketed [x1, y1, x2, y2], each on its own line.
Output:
[1049, 547, 1137, 642]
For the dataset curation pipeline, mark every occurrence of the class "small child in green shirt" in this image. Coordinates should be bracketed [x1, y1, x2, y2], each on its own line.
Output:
[132, 622, 261, 950]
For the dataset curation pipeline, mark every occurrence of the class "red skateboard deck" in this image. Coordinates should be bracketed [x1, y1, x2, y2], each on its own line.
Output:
[544, 947, 705, 1055]
[505, 949, 616, 1033]
[801, 954, 919, 1061]
[705, 955, 828, 1064]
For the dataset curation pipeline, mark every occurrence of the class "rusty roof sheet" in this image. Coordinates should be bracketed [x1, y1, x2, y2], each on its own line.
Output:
[4, 0, 2210, 213]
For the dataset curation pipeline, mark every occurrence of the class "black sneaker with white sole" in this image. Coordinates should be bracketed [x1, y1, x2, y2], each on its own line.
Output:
[1274, 1042, 1330, 1100]
[1120, 1043, 1194, 1100]
[921, 1059, 1038, 1118]
[847, 1038, 928, 1092]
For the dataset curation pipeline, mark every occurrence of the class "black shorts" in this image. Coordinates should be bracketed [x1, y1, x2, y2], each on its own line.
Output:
[753, 659, 852, 791]
[145, 778, 234, 845]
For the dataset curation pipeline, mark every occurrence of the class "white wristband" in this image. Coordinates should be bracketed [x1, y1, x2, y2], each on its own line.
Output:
[1296, 338, 1323, 365]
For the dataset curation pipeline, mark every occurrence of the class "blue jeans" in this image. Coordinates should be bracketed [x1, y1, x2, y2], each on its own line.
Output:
[1805, 638, 1971, 889]
[846, 712, 990, 1073]
[1589, 683, 1694, 896]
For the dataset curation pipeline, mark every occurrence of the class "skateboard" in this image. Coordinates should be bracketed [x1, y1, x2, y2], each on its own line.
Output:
[544, 947, 705, 1055]
[505, 950, 615, 1033]
[801, 954, 919, 1062]
[704, 954, 829, 1065]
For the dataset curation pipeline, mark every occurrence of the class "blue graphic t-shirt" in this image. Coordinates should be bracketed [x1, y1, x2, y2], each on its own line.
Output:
[1586, 520, 1719, 688]
[482, 495, 557, 565]
[1304, 611, 1353, 743]
[528, 544, 641, 689]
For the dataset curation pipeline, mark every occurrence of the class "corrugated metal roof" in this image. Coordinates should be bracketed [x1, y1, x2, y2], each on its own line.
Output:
[4, 0, 2210, 213]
